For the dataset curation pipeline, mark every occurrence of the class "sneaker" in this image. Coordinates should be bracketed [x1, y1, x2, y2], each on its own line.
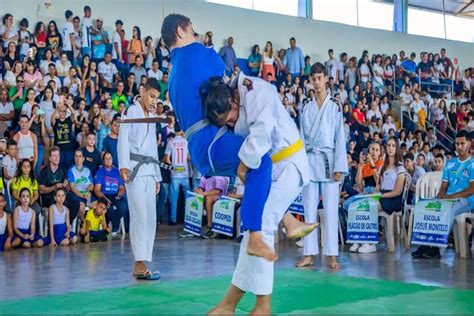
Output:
[201, 229, 216, 239]
[411, 246, 429, 259]
[358, 243, 377, 253]
[111, 232, 120, 240]
[349, 243, 360, 253]
[296, 239, 304, 248]
[179, 231, 195, 238]
[422, 247, 441, 259]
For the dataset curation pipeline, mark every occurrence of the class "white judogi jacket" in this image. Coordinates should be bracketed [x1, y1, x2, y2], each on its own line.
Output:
[118, 101, 162, 182]
[300, 94, 348, 182]
[233, 73, 310, 184]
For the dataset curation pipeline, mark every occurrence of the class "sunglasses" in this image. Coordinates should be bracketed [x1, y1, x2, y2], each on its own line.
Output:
[17, 80, 24, 83]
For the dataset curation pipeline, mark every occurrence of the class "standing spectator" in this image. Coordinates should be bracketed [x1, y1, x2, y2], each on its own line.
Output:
[13, 115, 37, 167]
[51, 101, 76, 170]
[218, 37, 237, 77]
[2, 14, 18, 50]
[400, 52, 417, 82]
[61, 10, 75, 62]
[247, 45, 261, 77]
[127, 26, 144, 65]
[94, 151, 129, 237]
[259, 41, 275, 81]
[98, 52, 119, 90]
[143, 36, 156, 70]
[359, 55, 371, 90]
[325, 49, 338, 82]
[91, 18, 108, 64]
[4, 45, 20, 82]
[46, 21, 62, 57]
[29, 105, 47, 176]
[112, 20, 125, 76]
[163, 124, 190, 225]
[0, 88, 14, 132]
[80, 6, 93, 58]
[72, 16, 82, 66]
[372, 55, 385, 96]
[418, 52, 432, 90]
[156, 37, 170, 72]
[283, 37, 304, 79]
[17, 18, 33, 61]
[338, 52, 348, 84]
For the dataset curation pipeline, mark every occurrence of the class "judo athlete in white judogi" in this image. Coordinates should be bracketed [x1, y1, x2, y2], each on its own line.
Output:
[201, 73, 313, 315]
[118, 79, 162, 281]
[296, 62, 348, 270]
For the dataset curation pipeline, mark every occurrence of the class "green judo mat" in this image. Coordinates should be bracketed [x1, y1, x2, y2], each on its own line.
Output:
[1, 270, 473, 314]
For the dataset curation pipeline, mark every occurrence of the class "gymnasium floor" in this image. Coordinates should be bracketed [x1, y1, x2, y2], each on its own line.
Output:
[1, 225, 473, 314]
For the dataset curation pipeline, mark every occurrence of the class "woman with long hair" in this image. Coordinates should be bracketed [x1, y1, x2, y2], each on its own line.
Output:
[34, 21, 47, 61]
[3, 61, 23, 89]
[39, 48, 54, 76]
[46, 20, 62, 57]
[156, 37, 170, 72]
[203, 31, 214, 48]
[143, 36, 156, 70]
[247, 44, 261, 78]
[259, 41, 275, 81]
[23, 60, 43, 92]
[127, 26, 144, 65]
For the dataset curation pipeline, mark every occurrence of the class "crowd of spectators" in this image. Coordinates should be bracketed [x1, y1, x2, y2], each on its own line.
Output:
[0, 6, 472, 252]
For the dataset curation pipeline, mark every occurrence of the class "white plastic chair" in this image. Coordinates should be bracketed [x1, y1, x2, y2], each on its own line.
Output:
[378, 173, 411, 252]
[453, 212, 474, 258]
[405, 171, 442, 249]
[120, 217, 126, 240]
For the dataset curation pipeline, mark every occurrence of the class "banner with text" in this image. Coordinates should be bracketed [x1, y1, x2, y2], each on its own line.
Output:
[184, 191, 204, 237]
[346, 195, 381, 244]
[411, 199, 456, 247]
[212, 196, 239, 237]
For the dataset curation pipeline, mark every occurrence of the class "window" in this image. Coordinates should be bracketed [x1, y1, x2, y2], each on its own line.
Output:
[445, 15, 474, 43]
[357, 0, 394, 31]
[313, 0, 358, 26]
[206, 0, 299, 16]
[408, 6, 446, 39]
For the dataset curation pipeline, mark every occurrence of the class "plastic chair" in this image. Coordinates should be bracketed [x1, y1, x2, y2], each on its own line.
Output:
[453, 212, 474, 258]
[406, 171, 442, 249]
[378, 173, 411, 252]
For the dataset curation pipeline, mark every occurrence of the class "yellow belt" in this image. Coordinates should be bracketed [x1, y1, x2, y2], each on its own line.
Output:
[271, 139, 304, 164]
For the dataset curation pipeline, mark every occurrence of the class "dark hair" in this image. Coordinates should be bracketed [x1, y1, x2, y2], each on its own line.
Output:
[404, 153, 415, 161]
[161, 14, 191, 47]
[47, 20, 59, 36]
[434, 153, 445, 160]
[73, 16, 80, 22]
[145, 36, 153, 45]
[115, 19, 123, 26]
[144, 78, 161, 92]
[19, 18, 29, 28]
[54, 187, 67, 196]
[310, 62, 328, 77]
[456, 129, 471, 141]
[65, 10, 73, 19]
[7, 139, 17, 148]
[251, 44, 259, 56]
[290, 37, 296, 42]
[2, 14, 12, 25]
[34, 22, 45, 36]
[15, 159, 36, 185]
[19, 187, 31, 199]
[97, 197, 109, 207]
[380, 137, 403, 176]
[133, 25, 142, 40]
[49, 146, 60, 157]
[84, 5, 91, 12]
[102, 150, 113, 162]
[200, 77, 233, 126]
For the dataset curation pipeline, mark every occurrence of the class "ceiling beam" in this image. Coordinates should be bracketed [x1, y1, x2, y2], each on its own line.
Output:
[455, 0, 473, 15]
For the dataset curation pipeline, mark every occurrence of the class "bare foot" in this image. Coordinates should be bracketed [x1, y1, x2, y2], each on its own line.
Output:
[247, 232, 277, 262]
[132, 262, 148, 277]
[329, 257, 340, 270]
[84, 234, 90, 243]
[295, 256, 314, 268]
[250, 307, 270, 316]
[286, 222, 319, 240]
[207, 305, 234, 316]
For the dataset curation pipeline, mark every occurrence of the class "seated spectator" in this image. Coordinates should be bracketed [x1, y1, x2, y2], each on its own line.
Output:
[101, 116, 119, 167]
[63, 67, 81, 97]
[98, 52, 119, 90]
[355, 126, 371, 156]
[352, 101, 366, 130]
[79, 197, 111, 243]
[403, 153, 426, 204]
[11, 159, 42, 215]
[67, 149, 94, 221]
[148, 60, 163, 81]
[94, 151, 128, 238]
[82, 132, 102, 176]
[195, 176, 228, 239]
[0, 193, 13, 251]
[47, 187, 78, 246]
[416, 153, 426, 171]
[125, 73, 138, 103]
[11, 188, 44, 248]
[111, 81, 128, 111]
[412, 130, 473, 259]
[159, 72, 169, 101]
[129, 55, 147, 86]
[23, 60, 44, 92]
[433, 153, 445, 172]
[55, 52, 72, 83]
[39, 146, 80, 224]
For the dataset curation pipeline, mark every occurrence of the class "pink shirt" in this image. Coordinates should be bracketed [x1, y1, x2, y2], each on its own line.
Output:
[23, 71, 43, 91]
[199, 176, 228, 196]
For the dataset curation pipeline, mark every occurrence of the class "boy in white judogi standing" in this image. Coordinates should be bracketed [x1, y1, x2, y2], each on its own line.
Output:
[202, 74, 315, 315]
[118, 79, 162, 281]
[296, 62, 348, 270]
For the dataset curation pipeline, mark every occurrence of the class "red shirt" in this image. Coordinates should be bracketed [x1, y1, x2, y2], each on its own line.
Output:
[353, 108, 365, 124]
[36, 31, 47, 44]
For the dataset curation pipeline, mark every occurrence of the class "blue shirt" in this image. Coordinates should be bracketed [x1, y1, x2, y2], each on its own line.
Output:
[102, 135, 118, 167]
[169, 43, 225, 175]
[94, 166, 123, 196]
[218, 45, 237, 72]
[401, 59, 417, 74]
[91, 31, 108, 59]
[442, 157, 474, 209]
[97, 123, 110, 152]
[283, 47, 304, 74]
[248, 54, 262, 74]
[67, 166, 93, 195]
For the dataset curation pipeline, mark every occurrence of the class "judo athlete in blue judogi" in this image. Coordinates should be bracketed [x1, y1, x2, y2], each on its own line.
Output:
[162, 14, 277, 259]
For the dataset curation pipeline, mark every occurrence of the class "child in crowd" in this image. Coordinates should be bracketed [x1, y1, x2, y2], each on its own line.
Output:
[11, 188, 44, 248]
[48, 188, 78, 246]
[0, 193, 14, 251]
[80, 198, 111, 243]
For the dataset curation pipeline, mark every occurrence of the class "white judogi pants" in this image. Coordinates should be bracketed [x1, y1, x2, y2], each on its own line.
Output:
[126, 176, 157, 262]
[302, 181, 340, 257]
[232, 163, 303, 296]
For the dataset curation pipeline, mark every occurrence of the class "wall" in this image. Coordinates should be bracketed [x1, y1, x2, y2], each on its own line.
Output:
[2, 0, 473, 69]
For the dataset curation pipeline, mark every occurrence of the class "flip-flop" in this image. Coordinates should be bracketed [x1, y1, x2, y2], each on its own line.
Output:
[136, 270, 161, 281]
